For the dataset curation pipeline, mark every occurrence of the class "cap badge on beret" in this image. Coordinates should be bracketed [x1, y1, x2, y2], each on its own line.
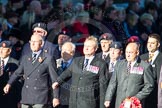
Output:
[115, 44, 117, 48]
[131, 38, 135, 42]
[102, 34, 107, 39]
[63, 30, 66, 34]
[38, 23, 41, 27]
[2, 43, 6, 47]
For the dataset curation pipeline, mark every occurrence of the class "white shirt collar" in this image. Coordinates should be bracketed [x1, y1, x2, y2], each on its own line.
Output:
[150, 50, 159, 64]
[33, 50, 42, 58]
[85, 55, 95, 65]
[127, 58, 138, 68]
[1, 56, 9, 66]
[102, 52, 109, 56]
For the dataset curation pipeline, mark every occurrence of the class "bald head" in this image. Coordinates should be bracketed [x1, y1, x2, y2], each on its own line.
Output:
[125, 42, 139, 62]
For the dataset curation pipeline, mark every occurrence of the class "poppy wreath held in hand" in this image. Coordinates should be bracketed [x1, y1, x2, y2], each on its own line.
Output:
[120, 97, 142, 108]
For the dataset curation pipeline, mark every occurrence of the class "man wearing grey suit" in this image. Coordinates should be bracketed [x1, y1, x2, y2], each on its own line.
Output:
[3, 34, 59, 108]
[52, 36, 109, 108]
[104, 42, 154, 108]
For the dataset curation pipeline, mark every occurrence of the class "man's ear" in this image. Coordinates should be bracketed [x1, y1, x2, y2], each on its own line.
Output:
[137, 50, 140, 56]
[8, 48, 12, 54]
[158, 42, 160, 48]
[41, 40, 45, 47]
[44, 31, 47, 36]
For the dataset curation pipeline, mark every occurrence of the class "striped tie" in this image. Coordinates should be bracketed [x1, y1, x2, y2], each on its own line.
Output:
[148, 53, 154, 63]
[102, 54, 106, 60]
[32, 53, 37, 64]
[83, 59, 89, 71]
[0, 60, 4, 76]
[109, 62, 114, 72]
[127, 62, 131, 74]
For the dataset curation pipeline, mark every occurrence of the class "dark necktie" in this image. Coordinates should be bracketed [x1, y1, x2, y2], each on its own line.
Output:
[83, 59, 89, 70]
[62, 61, 68, 70]
[32, 53, 37, 64]
[102, 54, 106, 60]
[0, 60, 4, 76]
[109, 62, 114, 72]
[127, 62, 131, 74]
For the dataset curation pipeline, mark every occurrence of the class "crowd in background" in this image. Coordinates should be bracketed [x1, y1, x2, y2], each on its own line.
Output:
[0, 0, 162, 56]
[1, 0, 162, 108]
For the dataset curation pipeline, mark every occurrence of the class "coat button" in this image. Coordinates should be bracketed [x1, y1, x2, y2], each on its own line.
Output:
[27, 77, 29, 79]
[79, 77, 82, 80]
[34, 87, 37, 90]
[26, 85, 29, 88]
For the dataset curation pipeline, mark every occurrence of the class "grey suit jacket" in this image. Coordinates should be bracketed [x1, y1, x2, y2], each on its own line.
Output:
[8, 51, 58, 104]
[105, 58, 154, 108]
[57, 56, 109, 108]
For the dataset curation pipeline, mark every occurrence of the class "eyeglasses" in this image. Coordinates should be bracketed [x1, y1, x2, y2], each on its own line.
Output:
[33, 30, 44, 33]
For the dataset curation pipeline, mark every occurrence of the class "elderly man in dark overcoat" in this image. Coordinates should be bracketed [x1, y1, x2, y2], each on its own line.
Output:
[3, 34, 59, 108]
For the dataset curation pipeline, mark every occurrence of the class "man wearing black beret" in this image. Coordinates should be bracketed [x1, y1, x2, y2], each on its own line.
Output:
[0, 40, 21, 108]
[96, 33, 114, 63]
[21, 22, 58, 59]
[54, 28, 73, 59]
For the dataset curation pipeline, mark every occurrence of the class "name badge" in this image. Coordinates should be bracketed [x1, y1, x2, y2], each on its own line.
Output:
[87, 65, 99, 74]
[131, 67, 144, 75]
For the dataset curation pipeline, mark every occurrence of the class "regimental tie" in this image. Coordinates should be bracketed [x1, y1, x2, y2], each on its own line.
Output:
[148, 53, 154, 64]
[127, 62, 131, 74]
[109, 62, 114, 73]
[32, 53, 37, 64]
[102, 54, 106, 60]
[83, 59, 89, 71]
[0, 59, 4, 76]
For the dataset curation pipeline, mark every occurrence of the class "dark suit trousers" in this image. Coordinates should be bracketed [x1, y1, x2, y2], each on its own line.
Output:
[56, 105, 69, 108]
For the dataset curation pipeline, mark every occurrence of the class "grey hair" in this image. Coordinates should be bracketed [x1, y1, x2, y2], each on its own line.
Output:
[62, 41, 76, 52]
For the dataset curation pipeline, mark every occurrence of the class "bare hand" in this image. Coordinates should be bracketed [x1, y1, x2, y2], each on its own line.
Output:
[104, 101, 110, 108]
[3, 84, 11, 94]
[52, 98, 60, 107]
[52, 82, 59, 89]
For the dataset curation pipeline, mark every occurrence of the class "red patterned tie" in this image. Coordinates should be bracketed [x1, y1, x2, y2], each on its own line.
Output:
[0, 60, 4, 76]
[127, 62, 131, 74]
